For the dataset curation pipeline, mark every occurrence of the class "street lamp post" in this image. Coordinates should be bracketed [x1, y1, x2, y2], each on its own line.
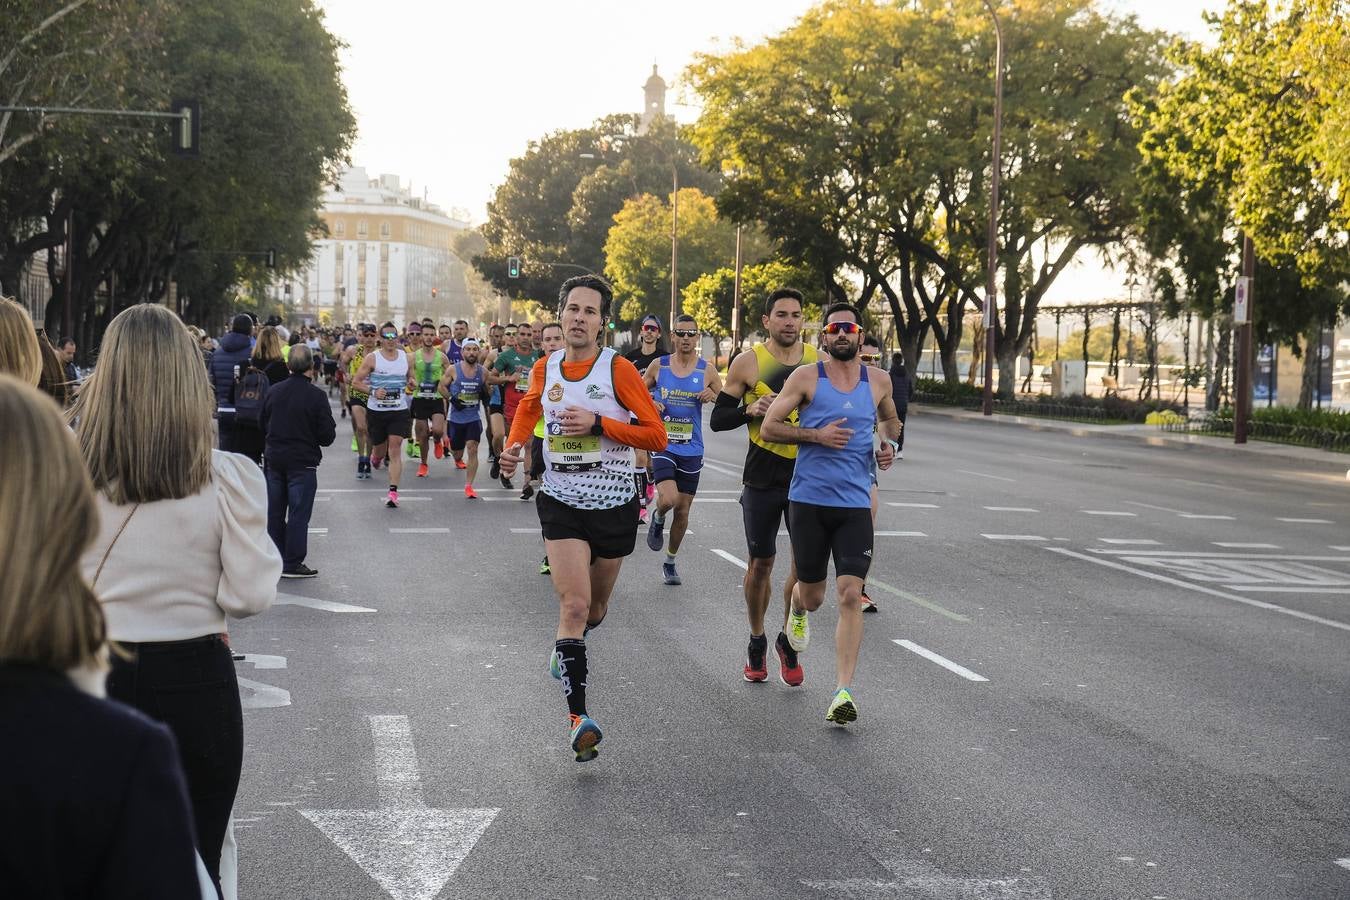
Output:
[980, 0, 1005, 416]
[670, 165, 680, 327]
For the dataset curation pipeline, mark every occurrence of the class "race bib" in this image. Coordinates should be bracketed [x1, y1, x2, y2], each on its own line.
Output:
[515, 368, 531, 392]
[416, 380, 439, 400]
[457, 389, 480, 407]
[547, 423, 602, 471]
[664, 416, 694, 443]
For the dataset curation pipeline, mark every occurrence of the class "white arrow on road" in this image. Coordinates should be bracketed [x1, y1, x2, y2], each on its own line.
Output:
[276, 591, 376, 613]
[300, 715, 499, 900]
[803, 856, 1051, 898]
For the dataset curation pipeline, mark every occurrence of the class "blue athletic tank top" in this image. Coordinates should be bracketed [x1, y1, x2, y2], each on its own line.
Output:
[789, 362, 875, 508]
[448, 362, 486, 425]
[654, 356, 707, 457]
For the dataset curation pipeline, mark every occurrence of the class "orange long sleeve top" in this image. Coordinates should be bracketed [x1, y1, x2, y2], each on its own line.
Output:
[507, 352, 668, 453]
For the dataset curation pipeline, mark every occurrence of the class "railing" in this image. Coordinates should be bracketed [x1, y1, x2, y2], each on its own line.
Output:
[914, 391, 1119, 423]
[1164, 415, 1350, 453]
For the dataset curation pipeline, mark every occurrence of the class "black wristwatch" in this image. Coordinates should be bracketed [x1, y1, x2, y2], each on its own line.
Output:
[589, 414, 604, 436]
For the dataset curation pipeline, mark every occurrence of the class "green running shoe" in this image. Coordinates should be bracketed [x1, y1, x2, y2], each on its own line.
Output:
[826, 688, 858, 725]
[786, 607, 810, 652]
[350, 435, 359, 452]
[548, 648, 562, 680]
[569, 713, 602, 762]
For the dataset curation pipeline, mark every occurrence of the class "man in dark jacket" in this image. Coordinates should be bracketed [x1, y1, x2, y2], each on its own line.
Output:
[261, 344, 336, 578]
[888, 352, 915, 457]
[211, 314, 257, 453]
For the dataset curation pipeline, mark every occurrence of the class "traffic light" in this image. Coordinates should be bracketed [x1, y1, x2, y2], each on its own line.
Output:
[607, 320, 616, 330]
[508, 256, 520, 278]
[265, 248, 276, 268]
[171, 98, 200, 157]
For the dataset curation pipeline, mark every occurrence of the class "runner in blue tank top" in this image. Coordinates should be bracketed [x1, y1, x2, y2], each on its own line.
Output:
[760, 302, 902, 726]
[640, 314, 723, 586]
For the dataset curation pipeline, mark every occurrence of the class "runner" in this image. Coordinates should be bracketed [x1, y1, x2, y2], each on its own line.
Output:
[442, 338, 488, 498]
[624, 314, 665, 521]
[409, 328, 450, 478]
[499, 275, 666, 762]
[339, 325, 378, 478]
[353, 322, 416, 508]
[642, 314, 721, 586]
[490, 321, 540, 490]
[444, 318, 469, 364]
[858, 334, 885, 613]
[486, 322, 510, 481]
[710, 288, 816, 686]
[760, 302, 901, 725]
[532, 322, 566, 573]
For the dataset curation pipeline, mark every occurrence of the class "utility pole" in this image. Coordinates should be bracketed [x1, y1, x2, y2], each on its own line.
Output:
[731, 225, 743, 354]
[1234, 233, 1255, 444]
[980, 0, 1005, 416]
[670, 165, 680, 327]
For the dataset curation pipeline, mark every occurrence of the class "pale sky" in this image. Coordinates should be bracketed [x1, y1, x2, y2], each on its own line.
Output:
[316, 0, 1224, 300]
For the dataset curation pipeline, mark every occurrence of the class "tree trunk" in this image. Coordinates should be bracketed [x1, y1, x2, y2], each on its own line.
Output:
[1297, 323, 1322, 410]
[1207, 322, 1231, 411]
[995, 341, 1019, 398]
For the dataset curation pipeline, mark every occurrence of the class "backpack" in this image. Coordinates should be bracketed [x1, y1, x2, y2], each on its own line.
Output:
[234, 365, 271, 426]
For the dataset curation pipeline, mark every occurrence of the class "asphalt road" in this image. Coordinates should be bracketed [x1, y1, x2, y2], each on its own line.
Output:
[230, 397, 1350, 900]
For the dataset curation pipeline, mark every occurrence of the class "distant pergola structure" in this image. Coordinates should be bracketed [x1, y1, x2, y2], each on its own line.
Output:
[1040, 300, 1169, 400]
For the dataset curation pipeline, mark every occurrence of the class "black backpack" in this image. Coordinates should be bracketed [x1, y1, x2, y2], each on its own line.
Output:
[234, 365, 271, 426]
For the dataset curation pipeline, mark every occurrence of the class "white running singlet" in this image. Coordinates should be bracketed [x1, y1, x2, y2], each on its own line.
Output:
[539, 347, 635, 510]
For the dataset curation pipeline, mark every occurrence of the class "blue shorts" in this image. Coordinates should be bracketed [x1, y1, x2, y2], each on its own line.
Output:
[651, 451, 702, 495]
[448, 419, 482, 451]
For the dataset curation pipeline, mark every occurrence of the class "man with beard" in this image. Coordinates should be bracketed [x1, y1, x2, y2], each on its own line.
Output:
[408, 327, 450, 478]
[760, 303, 902, 726]
[624, 314, 666, 519]
[489, 321, 539, 491]
[339, 325, 379, 477]
[710, 289, 816, 687]
[442, 338, 489, 498]
[484, 322, 508, 479]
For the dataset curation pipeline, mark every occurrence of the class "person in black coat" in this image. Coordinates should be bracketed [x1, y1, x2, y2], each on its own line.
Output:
[261, 344, 336, 578]
[0, 375, 204, 900]
[889, 352, 915, 456]
[210, 314, 255, 454]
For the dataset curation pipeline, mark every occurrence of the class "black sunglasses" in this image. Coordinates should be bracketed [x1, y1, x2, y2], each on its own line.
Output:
[672, 329, 698, 338]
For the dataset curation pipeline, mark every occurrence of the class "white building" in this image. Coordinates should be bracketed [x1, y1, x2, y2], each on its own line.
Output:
[271, 166, 473, 327]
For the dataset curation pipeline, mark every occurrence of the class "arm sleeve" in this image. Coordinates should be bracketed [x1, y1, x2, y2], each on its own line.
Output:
[212, 451, 282, 618]
[710, 391, 752, 432]
[608, 358, 668, 451]
[505, 357, 547, 447]
[99, 725, 202, 900]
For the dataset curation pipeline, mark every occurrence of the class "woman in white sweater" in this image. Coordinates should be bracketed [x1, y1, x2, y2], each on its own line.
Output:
[71, 304, 282, 896]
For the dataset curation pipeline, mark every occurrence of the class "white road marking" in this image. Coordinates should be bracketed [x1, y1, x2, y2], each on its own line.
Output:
[691, 497, 738, 503]
[275, 593, 376, 613]
[1230, 585, 1350, 594]
[893, 640, 989, 682]
[1082, 510, 1137, 517]
[1333, 546, 1350, 552]
[237, 677, 291, 710]
[1100, 539, 1162, 545]
[700, 458, 743, 478]
[308, 528, 328, 534]
[509, 527, 541, 534]
[389, 528, 450, 534]
[1277, 517, 1335, 524]
[1048, 547, 1350, 633]
[867, 578, 970, 622]
[237, 654, 287, 670]
[1213, 542, 1280, 549]
[711, 548, 749, 570]
[984, 506, 1038, 512]
[300, 716, 498, 900]
[1179, 513, 1236, 520]
[1091, 550, 1350, 561]
[1171, 478, 1232, 490]
[1018, 453, 1068, 464]
[1334, 858, 1350, 871]
[887, 502, 940, 508]
[876, 531, 928, 537]
[956, 468, 1016, 483]
[982, 534, 1048, 541]
[1124, 500, 1191, 515]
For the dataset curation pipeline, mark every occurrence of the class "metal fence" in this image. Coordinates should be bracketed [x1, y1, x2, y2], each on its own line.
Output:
[914, 391, 1119, 424]
[1163, 416, 1350, 453]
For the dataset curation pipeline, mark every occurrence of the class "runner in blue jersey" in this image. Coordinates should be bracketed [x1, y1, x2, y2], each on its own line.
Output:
[641, 314, 721, 585]
[441, 338, 488, 499]
[760, 302, 902, 726]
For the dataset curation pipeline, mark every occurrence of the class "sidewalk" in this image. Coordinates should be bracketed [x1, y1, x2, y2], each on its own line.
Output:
[914, 403, 1350, 475]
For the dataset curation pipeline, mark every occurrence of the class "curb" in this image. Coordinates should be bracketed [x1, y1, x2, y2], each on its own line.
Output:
[913, 403, 1350, 475]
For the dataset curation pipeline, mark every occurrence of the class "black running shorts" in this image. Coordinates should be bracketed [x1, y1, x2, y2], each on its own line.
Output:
[536, 491, 639, 560]
[366, 408, 411, 446]
[410, 397, 445, 421]
[448, 419, 482, 451]
[787, 501, 873, 584]
[528, 435, 545, 481]
[652, 451, 702, 496]
[740, 484, 790, 560]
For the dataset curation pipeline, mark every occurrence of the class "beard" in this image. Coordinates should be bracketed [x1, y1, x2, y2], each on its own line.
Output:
[826, 340, 858, 361]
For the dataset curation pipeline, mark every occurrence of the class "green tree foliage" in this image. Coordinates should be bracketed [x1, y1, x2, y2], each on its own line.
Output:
[602, 188, 740, 324]
[688, 0, 1168, 394]
[1133, 0, 1349, 408]
[477, 115, 719, 303]
[682, 258, 818, 338]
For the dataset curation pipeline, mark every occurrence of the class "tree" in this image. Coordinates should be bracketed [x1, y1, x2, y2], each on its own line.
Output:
[688, 0, 1169, 394]
[602, 188, 739, 324]
[1133, 0, 1350, 409]
[682, 258, 817, 339]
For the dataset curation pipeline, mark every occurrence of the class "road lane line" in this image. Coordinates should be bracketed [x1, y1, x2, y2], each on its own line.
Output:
[887, 502, 940, 508]
[1333, 546, 1350, 552]
[1335, 858, 1350, 871]
[711, 548, 748, 570]
[1125, 500, 1190, 514]
[390, 527, 450, 534]
[692, 497, 738, 503]
[1277, 517, 1335, 524]
[984, 506, 1038, 512]
[982, 534, 1048, 541]
[308, 528, 328, 534]
[1230, 586, 1350, 594]
[1018, 453, 1067, 463]
[370, 715, 425, 808]
[1082, 510, 1137, 517]
[893, 640, 988, 681]
[876, 531, 928, 537]
[866, 578, 970, 623]
[275, 594, 376, 613]
[956, 468, 1016, 483]
[1179, 513, 1235, 520]
[510, 527, 540, 534]
[1047, 547, 1350, 633]
[1091, 550, 1350, 561]
[700, 458, 743, 478]
[1213, 542, 1280, 549]
[1100, 539, 1161, 545]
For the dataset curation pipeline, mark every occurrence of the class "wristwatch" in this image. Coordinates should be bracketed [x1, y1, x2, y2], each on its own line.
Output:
[886, 438, 900, 452]
[590, 414, 604, 436]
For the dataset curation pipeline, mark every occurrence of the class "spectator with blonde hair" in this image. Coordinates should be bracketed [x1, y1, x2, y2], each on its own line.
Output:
[0, 297, 42, 385]
[70, 303, 281, 895]
[0, 374, 204, 898]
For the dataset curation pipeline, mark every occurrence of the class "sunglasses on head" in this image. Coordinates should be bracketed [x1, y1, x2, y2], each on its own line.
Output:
[823, 321, 861, 335]
[641, 324, 661, 333]
[672, 329, 698, 338]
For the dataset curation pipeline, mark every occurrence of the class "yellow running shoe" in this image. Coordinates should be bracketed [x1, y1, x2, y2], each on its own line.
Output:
[826, 688, 857, 725]
[786, 607, 810, 652]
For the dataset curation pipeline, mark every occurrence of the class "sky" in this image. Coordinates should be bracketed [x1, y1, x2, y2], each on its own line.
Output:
[315, 0, 1225, 301]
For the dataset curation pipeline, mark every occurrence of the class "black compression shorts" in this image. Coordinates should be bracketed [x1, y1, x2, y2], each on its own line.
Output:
[740, 484, 790, 560]
[787, 501, 873, 584]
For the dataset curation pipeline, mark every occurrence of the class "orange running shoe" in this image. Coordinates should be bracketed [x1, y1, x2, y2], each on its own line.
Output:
[433, 439, 444, 460]
[455, 459, 467, 470]
[464, 484, 479, 499]
[416, 462, 429, 478]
